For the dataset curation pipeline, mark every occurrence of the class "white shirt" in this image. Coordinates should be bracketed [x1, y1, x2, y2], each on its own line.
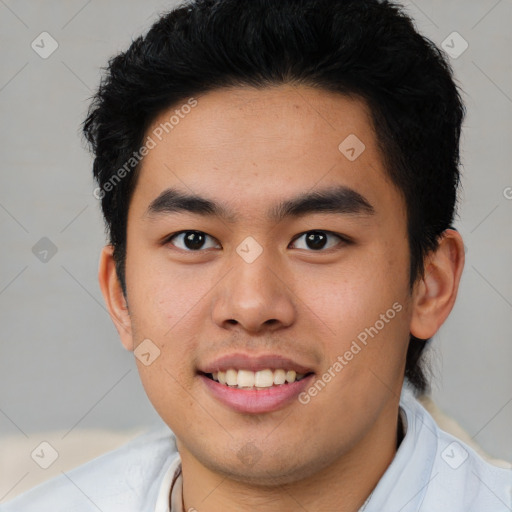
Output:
[2, 387, 511, 511]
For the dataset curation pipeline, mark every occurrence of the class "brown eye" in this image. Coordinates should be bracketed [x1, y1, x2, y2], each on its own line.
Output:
[166, 231, 220, 251]
[290, 230, 348, 251]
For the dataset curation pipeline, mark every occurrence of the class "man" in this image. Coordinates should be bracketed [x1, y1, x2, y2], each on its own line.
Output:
[3, 0, 511, 510]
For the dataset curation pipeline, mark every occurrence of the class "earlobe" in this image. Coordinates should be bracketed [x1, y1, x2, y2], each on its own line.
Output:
[410, 229, 465, 340]
[98, 245, 134, 351]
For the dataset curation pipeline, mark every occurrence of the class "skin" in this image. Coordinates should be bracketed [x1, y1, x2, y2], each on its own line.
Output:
[98, 85, 465, 512]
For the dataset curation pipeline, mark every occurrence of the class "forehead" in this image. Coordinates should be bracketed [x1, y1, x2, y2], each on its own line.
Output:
[131, 85, 401, 221]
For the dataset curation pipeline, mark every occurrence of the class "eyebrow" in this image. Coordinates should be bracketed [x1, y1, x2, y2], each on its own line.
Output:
[145, 185, 376, 223]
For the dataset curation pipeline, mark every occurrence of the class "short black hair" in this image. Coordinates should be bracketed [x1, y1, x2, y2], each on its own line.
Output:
[83, 0, 465, 394]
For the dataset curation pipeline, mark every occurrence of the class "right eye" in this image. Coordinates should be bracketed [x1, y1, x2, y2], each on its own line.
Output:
[164, 230, 221, 252]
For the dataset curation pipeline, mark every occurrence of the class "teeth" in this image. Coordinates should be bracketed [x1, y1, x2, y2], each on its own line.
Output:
[237, 369, 255, 388]
[226, 369, 238, 386]
[254, 369, 274, 388]
[273, 369, 286, 385]
[285, 370, 296, 383]
[209, 368, 309, 388]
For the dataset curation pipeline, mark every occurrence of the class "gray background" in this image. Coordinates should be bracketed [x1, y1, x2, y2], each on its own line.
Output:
[1, 0, 511, 492]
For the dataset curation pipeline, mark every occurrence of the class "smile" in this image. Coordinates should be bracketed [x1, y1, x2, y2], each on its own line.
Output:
[199, 370, 315, 414]
[205, 368, 310, 389]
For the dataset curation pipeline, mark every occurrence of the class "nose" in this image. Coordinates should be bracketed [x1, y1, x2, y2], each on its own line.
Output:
[210, 248, 296, 333]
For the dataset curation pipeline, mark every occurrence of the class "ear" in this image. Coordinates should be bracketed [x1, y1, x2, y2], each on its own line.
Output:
[98, 245, 134, 351]
[410, 229, 465, 339]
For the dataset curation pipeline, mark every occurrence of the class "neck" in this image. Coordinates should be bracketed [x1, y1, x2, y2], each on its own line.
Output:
[177, 403, 403, 512]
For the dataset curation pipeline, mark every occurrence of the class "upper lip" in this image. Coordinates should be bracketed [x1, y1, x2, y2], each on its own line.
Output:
[198, 353, 315, 374]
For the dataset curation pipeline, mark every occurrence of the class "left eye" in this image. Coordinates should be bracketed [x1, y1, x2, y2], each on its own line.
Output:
[289, 230, 346, 251]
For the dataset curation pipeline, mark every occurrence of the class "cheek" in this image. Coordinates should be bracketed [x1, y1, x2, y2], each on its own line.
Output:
[125, 251, 206, 389]
[127, 250, 211, 332]
[134, 329, 199, 426]
[297, 253, 407, 341]
[137, 360, 198, 434]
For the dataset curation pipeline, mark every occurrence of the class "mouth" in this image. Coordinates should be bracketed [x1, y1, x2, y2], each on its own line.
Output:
[199, 368, 314, 390]
[198, 369, 316, 414]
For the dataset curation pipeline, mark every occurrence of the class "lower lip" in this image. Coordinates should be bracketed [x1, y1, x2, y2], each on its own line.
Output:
[199, 373, 315, 414]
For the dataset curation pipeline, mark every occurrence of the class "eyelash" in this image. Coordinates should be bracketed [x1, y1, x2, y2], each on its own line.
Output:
[162, 230, 351, 253]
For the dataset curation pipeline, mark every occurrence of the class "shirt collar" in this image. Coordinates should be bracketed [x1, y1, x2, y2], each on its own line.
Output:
[155, 453, 182, 512]
[364, 386, 438, 511]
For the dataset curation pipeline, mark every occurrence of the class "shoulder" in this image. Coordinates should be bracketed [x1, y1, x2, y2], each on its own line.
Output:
[402, 390, 512, 511]
[1, 424, 179, 512]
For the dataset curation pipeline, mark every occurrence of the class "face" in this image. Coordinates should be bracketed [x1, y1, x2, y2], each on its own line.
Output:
[120, 85, 415, 485]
